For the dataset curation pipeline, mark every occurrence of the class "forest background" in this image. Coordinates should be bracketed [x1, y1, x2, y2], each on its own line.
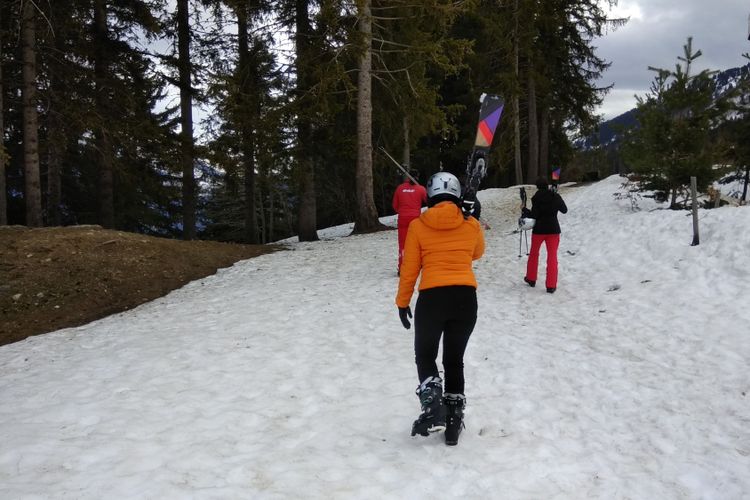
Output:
[0, 0, 747, 244]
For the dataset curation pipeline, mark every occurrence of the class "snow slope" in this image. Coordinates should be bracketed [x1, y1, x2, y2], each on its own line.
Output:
[1, 175, 748, 499]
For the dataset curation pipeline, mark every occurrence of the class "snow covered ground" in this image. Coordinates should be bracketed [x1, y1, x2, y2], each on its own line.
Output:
[1, 175, 748, 499]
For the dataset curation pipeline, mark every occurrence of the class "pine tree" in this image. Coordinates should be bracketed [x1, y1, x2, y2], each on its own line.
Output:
[293, 0, 319, 241]
[527, 0, 626, 182]
[201, 0, 286, 243]
[511, 0, 523, 185]
[353, 0, 381, 233]
[623, 38, 728, 207]
[93, 0, 116, 228]
[41, 0, 176, 232]
[21, 0, 42, 226]
[176, 0, 196, 239]
[718, 55, 750, 204]
[358, 0, 471, 230]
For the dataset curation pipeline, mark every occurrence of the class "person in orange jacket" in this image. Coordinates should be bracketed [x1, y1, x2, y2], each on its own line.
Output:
[392, 168, 427, 274]
[395, 171, 485, 446]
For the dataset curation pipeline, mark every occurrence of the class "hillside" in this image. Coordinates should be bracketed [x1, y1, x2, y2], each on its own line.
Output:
[1, 177, 749, 498]
[0, 226, 281, 346]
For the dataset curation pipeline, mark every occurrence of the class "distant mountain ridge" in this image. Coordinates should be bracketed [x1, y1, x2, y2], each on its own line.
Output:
[578, 62, 750, 151]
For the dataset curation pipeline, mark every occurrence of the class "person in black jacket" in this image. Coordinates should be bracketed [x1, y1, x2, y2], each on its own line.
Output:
[524, 177, 568, 293]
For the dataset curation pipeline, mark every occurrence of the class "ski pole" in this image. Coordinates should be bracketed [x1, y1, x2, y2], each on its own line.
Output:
[518, 229, 522, 258]
[378, 147, 418, 184]
[524, 231, 529, 255]
[518, 186, 527, 257]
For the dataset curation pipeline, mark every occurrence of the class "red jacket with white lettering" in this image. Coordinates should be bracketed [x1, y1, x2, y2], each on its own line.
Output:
[392, 182, 427, 218]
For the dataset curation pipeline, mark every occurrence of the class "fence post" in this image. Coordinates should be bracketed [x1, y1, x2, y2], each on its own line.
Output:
[691, 176, 700, 246]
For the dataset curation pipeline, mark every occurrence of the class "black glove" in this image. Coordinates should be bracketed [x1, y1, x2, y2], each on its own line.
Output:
[398, 306, 412, 329]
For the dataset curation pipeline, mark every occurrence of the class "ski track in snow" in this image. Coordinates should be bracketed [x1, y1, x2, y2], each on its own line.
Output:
[1, 176, 749, 499]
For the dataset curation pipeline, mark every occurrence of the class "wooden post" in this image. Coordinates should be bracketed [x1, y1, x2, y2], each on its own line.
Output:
[690, 176, 699, 246]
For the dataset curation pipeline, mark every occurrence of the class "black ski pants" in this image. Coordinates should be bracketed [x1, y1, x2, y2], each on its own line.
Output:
[414, 285, 477, 395]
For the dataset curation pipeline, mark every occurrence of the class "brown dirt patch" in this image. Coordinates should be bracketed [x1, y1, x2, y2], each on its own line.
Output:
[0, 226, 283, 346]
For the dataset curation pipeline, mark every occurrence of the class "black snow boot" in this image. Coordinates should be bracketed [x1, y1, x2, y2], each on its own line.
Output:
[411, 376, 446, 436]
[444, 393, 466, 446]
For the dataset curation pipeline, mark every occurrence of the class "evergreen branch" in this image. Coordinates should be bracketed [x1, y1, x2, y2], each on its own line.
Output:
[24, 0, 55, 35]
[371, 37, 413, 48]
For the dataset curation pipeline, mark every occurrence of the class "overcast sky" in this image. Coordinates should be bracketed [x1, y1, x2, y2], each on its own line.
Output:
[594, 0, 750, 120]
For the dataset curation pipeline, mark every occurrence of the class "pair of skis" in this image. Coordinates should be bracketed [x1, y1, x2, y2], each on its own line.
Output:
[461, 93, 504, 218]
[380, 92, 505, 221]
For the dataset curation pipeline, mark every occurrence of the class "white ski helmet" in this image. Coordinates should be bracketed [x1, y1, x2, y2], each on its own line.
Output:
[519, 217, 536, 231]
[426, 172, 461, 201]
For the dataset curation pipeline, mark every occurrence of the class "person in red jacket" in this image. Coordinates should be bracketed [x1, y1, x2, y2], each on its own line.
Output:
[392, 168, 427, 274]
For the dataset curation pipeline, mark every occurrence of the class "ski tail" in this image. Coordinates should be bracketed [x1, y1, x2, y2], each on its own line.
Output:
[551, 167, 561, 192]
[462, 93, 504, 217]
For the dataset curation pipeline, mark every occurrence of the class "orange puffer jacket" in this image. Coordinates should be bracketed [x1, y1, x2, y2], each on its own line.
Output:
[395, 201, 485, 308]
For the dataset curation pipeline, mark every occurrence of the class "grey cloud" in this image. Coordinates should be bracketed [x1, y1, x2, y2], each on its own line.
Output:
[594, 0, 749, 118]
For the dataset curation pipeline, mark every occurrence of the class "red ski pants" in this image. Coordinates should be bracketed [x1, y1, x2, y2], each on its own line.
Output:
[525, 233, 561, 289]
[397, 215, 419, 270]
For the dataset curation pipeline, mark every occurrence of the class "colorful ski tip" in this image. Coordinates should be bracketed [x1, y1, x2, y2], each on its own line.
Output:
[474, 103, 504, 148]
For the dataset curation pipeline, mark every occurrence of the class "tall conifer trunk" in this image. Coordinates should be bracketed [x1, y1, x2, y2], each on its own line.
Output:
[512, 0, 523, 185]
[295, 0, 318, 241]
[539, 106, 549, 177]
[46, 33, 66, 226]
[402, 116, 410, 166]
[269, 188, 275, 241]
[177, 0, 196, 240]
[21, 0, 42, 226]
[236, 5, 257, 243]
[94, 0, 114, 228]
[0, 33, 7, 225]
[353, 0, 384, 234]
[46, 116, 62, 226]
[526, 73, 539, 183]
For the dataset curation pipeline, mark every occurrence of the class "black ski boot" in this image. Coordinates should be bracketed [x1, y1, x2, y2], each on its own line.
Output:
[411, 376, 446, 436]
[444, 393, 466, 446]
